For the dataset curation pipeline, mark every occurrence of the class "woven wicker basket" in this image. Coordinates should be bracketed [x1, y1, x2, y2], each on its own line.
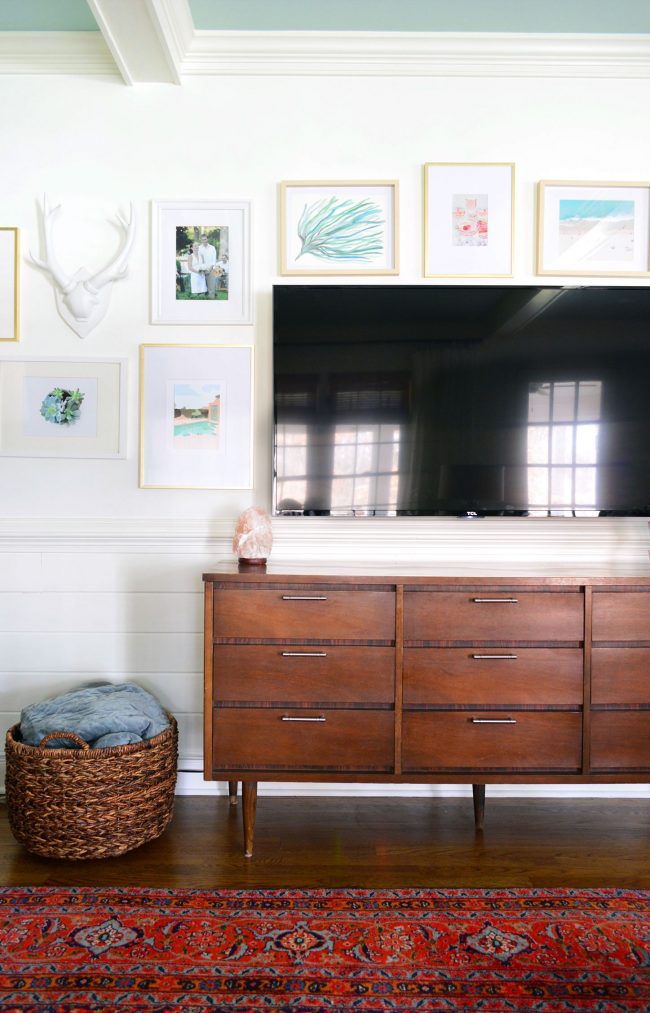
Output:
[4, 715, 178, 860]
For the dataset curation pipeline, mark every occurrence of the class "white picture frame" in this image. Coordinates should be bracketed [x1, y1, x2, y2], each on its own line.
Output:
[140, 343, 253, 489]
[0, 357, 126, 458]
[151, 199, 252, 325]
[536, 180, 650, 277]
[423, 162, 514, 278]
[280, 180, 399, 275]
[0, 227, 19, 341]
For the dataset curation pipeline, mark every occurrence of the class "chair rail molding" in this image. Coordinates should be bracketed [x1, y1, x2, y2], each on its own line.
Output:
[0, 516, 647, 568]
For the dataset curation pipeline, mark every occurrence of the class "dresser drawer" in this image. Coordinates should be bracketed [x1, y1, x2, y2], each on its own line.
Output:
[591, 712, 650, 771]
[214, 644, 394, 705]
[592, 593, 650, 642]
[214, 589, 395, 641]
[212, 708, 394, 772]
[402, 711, 582, 772]
[403, 648, 583, 706]
[591, 648, 650, 705]
[404, 592, 583, 642]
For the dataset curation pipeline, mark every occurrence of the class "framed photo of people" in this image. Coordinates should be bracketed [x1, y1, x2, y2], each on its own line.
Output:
[151, 200, 252, 325]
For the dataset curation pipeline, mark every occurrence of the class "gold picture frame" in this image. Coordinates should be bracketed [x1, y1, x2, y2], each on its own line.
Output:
[139, 343, 254, 490]
[536, 180, 650, 277]
[423, 162, 515, 278]
[1, 227, 19, 341]
[279, 180, 399, 276]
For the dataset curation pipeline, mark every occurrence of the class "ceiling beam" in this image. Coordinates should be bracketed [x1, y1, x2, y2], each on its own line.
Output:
[87, 0, 193, 84]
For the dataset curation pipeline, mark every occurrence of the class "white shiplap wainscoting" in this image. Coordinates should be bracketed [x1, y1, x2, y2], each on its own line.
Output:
[1, 515, 648, 799]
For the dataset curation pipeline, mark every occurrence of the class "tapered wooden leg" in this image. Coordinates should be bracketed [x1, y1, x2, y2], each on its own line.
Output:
[228, 780, 238, 805]
[473, 783, 486, 831]
[242, 781, 258, 858]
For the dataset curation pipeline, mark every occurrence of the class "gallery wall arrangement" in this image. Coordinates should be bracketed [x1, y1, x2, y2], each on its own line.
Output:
[1, 168, 649, 488]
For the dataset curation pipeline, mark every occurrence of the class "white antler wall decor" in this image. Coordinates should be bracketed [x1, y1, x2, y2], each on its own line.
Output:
[30, 195, 136, 338]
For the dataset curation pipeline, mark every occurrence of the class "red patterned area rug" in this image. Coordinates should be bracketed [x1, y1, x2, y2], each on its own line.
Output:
[0, 887, 649, 1012]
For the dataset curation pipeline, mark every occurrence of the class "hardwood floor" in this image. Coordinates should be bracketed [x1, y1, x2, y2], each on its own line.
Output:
[2, 795, 649, 889]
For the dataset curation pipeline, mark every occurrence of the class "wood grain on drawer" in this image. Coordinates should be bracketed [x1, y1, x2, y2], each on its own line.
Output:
[403, 648, 583, 706]
[214, 644, 394, 704]
[404, 592, 583, 642]
[592, 593, 650, 642]
[591, 648, 650, 705]
[591, 712, 650, 770]
[212, 709, 394, 771]
[214, 590, 395, 641]
[402, 711, 582, 772]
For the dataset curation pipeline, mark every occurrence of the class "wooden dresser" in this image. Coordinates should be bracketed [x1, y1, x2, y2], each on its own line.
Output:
[203, 567, 650, 856]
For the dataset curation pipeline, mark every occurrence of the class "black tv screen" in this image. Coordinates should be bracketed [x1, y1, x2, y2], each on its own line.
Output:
[272, 285, 650, 517]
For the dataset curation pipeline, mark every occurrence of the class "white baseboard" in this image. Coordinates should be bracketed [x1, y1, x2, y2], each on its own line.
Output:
[176, 770, 650, 799]
[3, 759, 647, 801]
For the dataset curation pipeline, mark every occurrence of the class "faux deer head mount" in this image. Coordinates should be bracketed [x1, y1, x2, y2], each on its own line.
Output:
[30, 196, 136, 338]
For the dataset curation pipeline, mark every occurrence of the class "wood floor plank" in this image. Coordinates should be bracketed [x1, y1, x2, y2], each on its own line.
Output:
[2, 797, 649, 889]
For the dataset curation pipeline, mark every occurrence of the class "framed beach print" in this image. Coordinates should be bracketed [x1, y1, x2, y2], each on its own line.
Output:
[424, 163, 514, 277]
[0, 357, 126, 458]
[537, 181, 650, 277]
[140, 343, 253, 489]
[280, 180, 399, 275]
[1, 227, 19, 341]
[151, 199, 252, 324]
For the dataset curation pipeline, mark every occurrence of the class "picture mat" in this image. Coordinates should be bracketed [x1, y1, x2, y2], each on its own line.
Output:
[540, 184, 650, 275]
[0, 359, 124, 457]
[141, 345, 252, 488]
[152, 201, 251, 324]
[425, 164, 513, 276]
[282, 183, 398, 274]
[0, 229, 17, 339]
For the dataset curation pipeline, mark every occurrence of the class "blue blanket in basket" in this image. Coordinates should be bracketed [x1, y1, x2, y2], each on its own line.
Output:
[20, 683, 170, 749]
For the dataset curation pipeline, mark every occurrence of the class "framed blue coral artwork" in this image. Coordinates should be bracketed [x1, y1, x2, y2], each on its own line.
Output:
[279, 180, 399, 275]
[0, 357, 126, 458]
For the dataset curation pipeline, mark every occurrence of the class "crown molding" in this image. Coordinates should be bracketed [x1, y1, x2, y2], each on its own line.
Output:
[1, 28, 648, 81]
[183, 30, 650, 78]
[0, 31, 117, 76]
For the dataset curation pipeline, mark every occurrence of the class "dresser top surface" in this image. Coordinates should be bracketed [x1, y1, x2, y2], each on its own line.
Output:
[203, 560, 650, 585]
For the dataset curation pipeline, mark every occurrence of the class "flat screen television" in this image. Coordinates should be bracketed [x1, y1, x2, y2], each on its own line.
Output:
[272, 284, 650, 517]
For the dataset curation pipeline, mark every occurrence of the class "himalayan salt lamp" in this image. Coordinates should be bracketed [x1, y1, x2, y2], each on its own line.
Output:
[232, 507, 273, 568]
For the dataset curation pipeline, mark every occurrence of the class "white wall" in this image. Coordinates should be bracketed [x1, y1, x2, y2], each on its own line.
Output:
[1, 67, 649, 794]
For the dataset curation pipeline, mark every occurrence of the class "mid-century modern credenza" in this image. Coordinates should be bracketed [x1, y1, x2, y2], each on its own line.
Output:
[203, 565, 650, 856]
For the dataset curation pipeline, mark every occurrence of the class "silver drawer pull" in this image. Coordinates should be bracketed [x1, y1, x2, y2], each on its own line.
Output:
[470, 717, 517, 724]
[281, 715, 326, 722]
[472, 654, 518, 660]
[472, 598, 519, 604]
[281, 651, 328, 658]
[282, 595, 328, 601]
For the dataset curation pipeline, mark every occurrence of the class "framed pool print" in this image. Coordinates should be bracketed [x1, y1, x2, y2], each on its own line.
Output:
[0, 357, 126, 457]
[537, 180, 650, 277]
[424, 162, 514, 277]
[1, 227, 19, 341]
[280, 180, 399, 275]
[151, 199, 252, 324]
[140, 343, 253, 489]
